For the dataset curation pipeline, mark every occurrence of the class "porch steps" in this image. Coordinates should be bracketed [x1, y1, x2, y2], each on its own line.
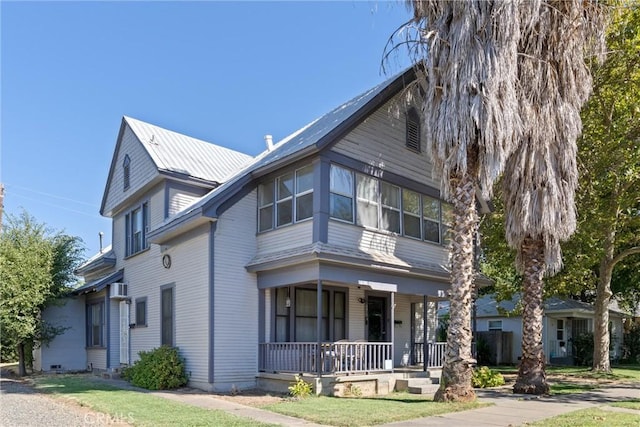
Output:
[395, 377, 440, 395]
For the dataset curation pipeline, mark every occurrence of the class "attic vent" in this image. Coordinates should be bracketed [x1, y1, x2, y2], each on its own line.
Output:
[406, 108, 421, 152]
[123, 155, 131, 191]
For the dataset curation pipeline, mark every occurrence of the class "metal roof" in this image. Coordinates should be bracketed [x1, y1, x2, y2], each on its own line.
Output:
[124, 116, 254, 184]
[72, 269, 123, 296]
[149, 67, 417, 240]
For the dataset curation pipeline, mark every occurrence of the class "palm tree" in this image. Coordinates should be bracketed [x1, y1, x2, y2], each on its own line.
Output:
[503, 0, 607, 394]
[402, 1, 522, 402]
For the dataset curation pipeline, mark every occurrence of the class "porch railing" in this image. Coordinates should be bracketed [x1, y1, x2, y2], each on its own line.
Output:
[412, 342, 477, 368]
[259, 341, 393, 375]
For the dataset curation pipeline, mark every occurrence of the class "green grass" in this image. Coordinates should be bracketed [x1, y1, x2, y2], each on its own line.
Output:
[260, 393, 488, 427]
[496, 364, 640, 382]
[549, 382, 597, 395]
[529, 408, 640, 427]
[611, 399, 640, 410]
[32, 375, 275, 427]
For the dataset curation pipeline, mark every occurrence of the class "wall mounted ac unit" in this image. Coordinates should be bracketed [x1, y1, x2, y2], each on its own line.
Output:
[110, 283, 128, 299]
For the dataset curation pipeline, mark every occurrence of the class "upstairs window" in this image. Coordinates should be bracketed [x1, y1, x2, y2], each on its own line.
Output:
[123, 155, 131, 190]
[356, 174, 378, 228]
[258, 164, 314, 232]
[329, 165, 354, 222]
[406, 108, 421, 152]
[125, 202, 149, 256]
[402, 189, 422, 239]
[381, 182, 401, 233]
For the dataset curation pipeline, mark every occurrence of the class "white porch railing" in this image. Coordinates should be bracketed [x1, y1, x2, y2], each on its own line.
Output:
[259, 341, 393, 374]
[412, 342, 477, 368]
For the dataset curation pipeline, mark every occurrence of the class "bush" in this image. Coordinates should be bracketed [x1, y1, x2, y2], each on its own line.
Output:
[288, 375, 313, 398]
[122, 346, 188, 390]
[472, 366, 505, 388]
[571, 333, 594, 366]
[622, 323, 640, 363]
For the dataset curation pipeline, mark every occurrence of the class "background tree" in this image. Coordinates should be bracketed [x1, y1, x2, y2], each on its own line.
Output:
[391, 1, 522, 402]
[576, 2, 640, 372]
[0, 211, 84, 375]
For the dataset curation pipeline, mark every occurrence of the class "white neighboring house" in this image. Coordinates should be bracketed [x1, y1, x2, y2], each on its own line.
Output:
[35, 67, 492, 395]
[473, 294, 627, 365]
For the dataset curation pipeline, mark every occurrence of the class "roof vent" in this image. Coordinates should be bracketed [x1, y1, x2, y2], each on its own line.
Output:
[264, 134, 274, 151]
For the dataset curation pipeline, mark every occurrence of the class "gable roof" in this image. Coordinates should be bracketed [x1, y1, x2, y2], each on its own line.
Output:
[475, 294, 628, 318]
[75, 244, 116, 276]
[72, 269, 123, 296]
[148, 67, 418, 243]
[124, 116, 253, 183]
[100, 117, 253, 215]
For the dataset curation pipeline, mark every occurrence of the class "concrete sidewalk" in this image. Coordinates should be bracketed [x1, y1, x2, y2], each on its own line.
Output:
[382, 385, 640, 427]
[101, 377, 639, 427]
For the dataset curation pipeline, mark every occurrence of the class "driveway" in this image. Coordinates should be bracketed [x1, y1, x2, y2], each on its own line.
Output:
[0, 375, 130, 426]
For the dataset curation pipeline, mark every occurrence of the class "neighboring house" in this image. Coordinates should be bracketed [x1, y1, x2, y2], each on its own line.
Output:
[34, 67, 490, 395]
[473, 294, 627, 366]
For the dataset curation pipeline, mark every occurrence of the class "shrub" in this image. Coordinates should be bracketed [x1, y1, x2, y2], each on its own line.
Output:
[571, 333, 594, 366]
[472, 366, 505, 388]
[288, 375, 313, 398]
[123, 346, 188, 390]
[622, 323, 640, 363]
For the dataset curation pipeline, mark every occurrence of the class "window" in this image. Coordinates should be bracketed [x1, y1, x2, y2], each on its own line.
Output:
[86, 301, 104, 347]
[290, 287, 346, 342]
[556, 319, 564, 340]
[125, 202, 149, 256]
[329, 165, 354, 222]
[356, 174, 378, 228]
[295, 165, 314, 222]
[422, 195, 441, 243]
[381, 182, 401, 233]
[161, 286, 174, 346]
[329, 164, 450, 245]
[406, 108, 421, 152]
[258, 164, 314, 232]
[572, 319, 590, 337]
[402, 189, 421, 239]
[258, 182, 274, 232]
[275, 288, 290, 342]
[135, 298, 147, 327]
[123, 155, 131, 190]
[488, 320, 503, 331]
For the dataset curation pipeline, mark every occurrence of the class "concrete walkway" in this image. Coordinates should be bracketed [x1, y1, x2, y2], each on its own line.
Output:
[101, 378, 639, 427]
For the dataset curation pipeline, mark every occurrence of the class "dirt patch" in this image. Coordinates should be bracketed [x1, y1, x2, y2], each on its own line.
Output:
[209, 389, 289, 407]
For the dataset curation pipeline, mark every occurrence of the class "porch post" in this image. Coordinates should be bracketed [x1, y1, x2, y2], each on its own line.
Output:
[390, 291, 395, 373]
[316, 279, 322, 375]
[423, 295, 428, 371]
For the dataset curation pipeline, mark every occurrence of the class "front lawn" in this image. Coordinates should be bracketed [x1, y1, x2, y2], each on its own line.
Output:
[529, 407, 640, 427]
[259, 393, 488, 427]
[32, 375, 275, 427]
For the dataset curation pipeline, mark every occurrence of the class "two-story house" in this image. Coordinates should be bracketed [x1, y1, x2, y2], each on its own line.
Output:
[34, 67, 488, 395]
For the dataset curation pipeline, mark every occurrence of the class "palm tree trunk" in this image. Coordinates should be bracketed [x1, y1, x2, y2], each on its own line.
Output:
[513, 236, 549, 395]
[434, 170, 477, 403]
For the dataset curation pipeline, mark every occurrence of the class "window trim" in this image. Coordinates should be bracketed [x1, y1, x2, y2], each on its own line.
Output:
[257, 164, 315, 233]
[160, 284, 175, 347]
[125, 201, 149, 257]
[135, 297, 147, 327]
[86, 300, 105, 348]
[329, 164, 354, 223]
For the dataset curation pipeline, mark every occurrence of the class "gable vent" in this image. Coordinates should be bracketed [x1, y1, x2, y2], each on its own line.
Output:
[406, 108, 421, 152]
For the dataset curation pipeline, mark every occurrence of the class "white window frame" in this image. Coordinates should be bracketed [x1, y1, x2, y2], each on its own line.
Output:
[125, 201, 149, 257]
[488, 320, 503, 331]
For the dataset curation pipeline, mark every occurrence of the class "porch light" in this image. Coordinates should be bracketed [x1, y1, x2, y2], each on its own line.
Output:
[285, 297, 291, 308]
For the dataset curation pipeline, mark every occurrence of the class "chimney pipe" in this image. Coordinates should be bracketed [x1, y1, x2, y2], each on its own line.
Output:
[264, 134, 274, 151]
[99, 232, 104, 253]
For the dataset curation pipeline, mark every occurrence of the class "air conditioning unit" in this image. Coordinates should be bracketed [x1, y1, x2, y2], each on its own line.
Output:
[110, 283, 128, 299]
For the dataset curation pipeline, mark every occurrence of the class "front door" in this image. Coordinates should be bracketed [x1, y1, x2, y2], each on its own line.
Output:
[367, 296, 388, 342]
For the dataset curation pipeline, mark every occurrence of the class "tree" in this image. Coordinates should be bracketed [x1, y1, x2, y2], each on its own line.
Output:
[577, 3, 640, 372]
[392, 1, 522, 402]
[0, 211, 83, 375]
[503, 1, 607, 394]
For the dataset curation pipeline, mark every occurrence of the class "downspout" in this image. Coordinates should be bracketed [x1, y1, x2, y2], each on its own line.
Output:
[316, 279, 323, 375]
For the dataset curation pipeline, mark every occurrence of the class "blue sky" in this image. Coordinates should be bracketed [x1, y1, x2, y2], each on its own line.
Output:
[1, 1, 412, 258]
